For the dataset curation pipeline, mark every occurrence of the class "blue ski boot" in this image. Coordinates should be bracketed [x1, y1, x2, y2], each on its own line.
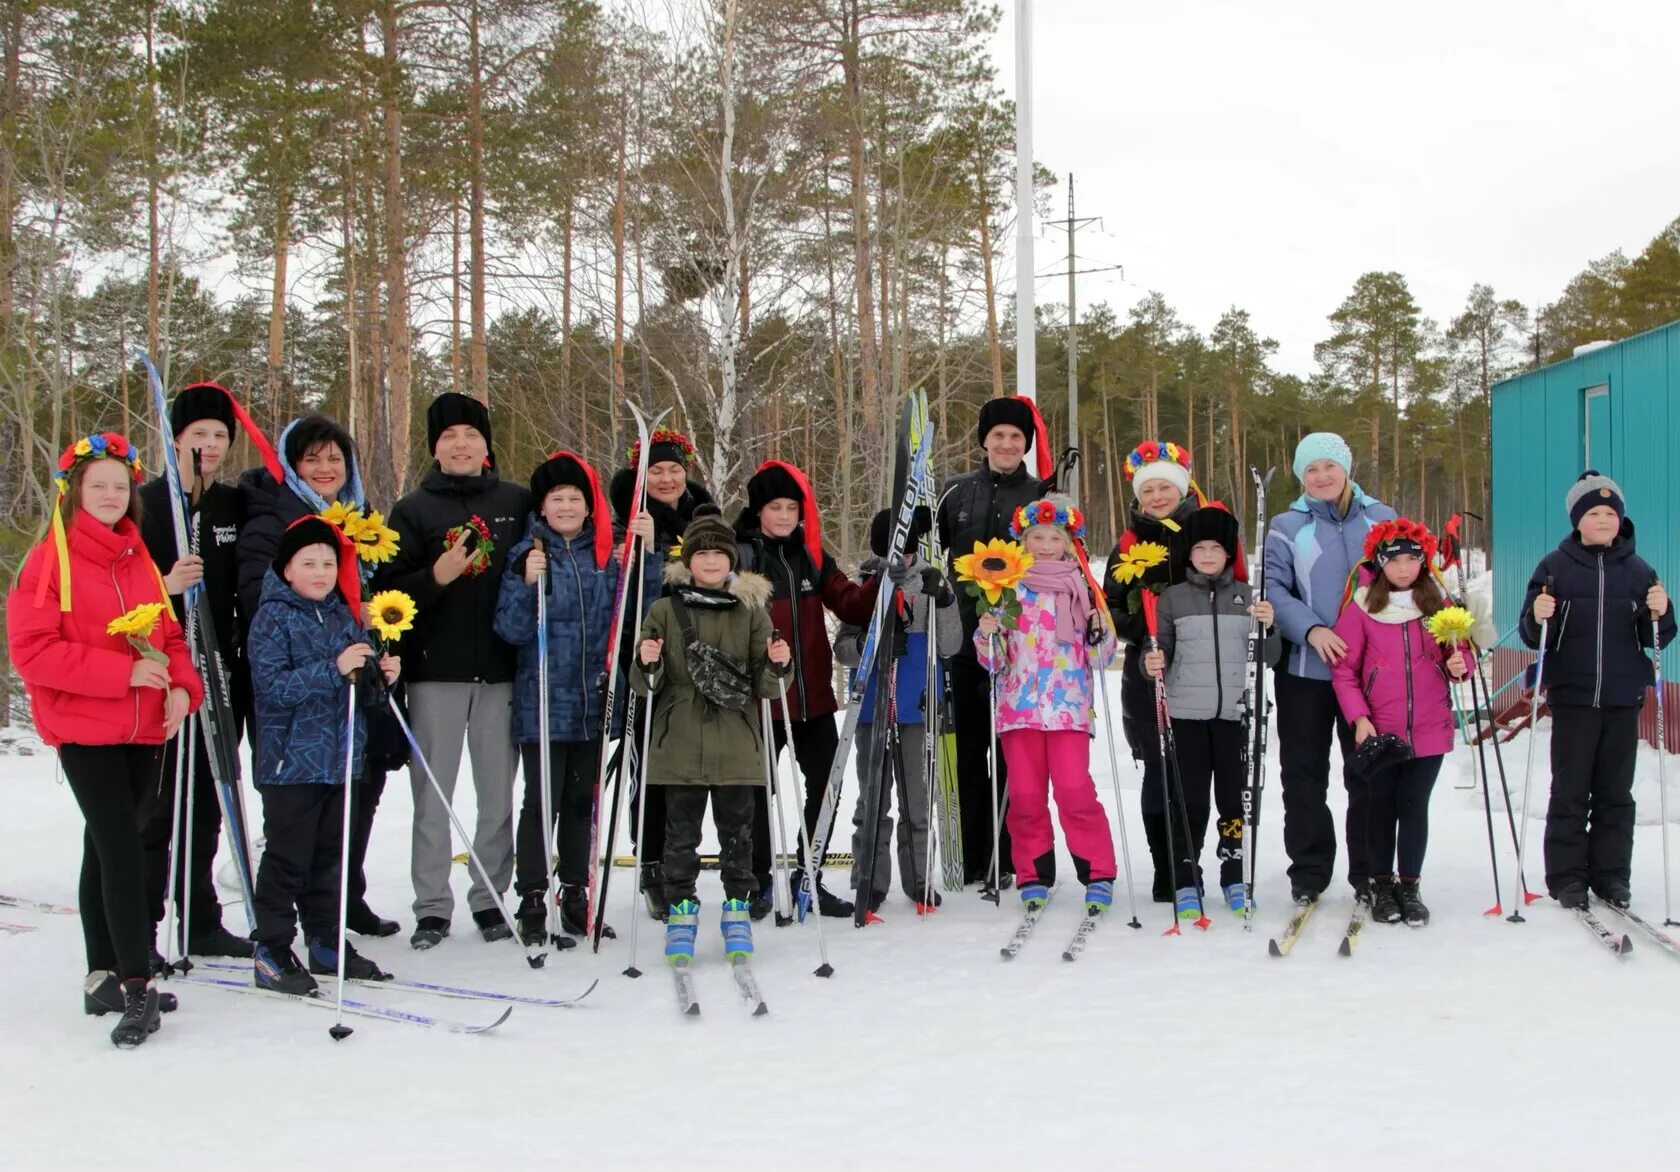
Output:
[1084, 880, 1113, 916]
[665, 900, 699, 966]
[1019, 883, 1049, 911]
[721, 899, 754, 960]
[1223, 883, 1249, 916]
[254, 942, 318, 995]
[1175, 886, 1204, 923]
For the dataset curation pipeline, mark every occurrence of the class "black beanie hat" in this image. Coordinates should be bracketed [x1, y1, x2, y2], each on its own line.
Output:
[869, 505, 932, 558]
[530, 452, 594, 503]
[169, 382, 238, 440]
[1184, 506, 1240, 560]
[273, 516, 344, 577]
[427, 392, 494, 461]
[745, 463, 805, 513]
[680, 504, 739, 569]
[976, 397, 1036, 450]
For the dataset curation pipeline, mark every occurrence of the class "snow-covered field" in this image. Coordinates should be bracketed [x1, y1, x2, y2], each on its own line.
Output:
[3, 682, 1677, 1171]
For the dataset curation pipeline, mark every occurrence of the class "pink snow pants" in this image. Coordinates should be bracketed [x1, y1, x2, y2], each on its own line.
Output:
[1001, 728, 1116, 886]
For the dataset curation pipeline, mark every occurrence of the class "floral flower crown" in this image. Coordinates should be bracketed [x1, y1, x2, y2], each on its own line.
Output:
[627, 428, 696, 468]
[55, 432, 144, 486]
[1010, 497, 1085, 540]
[1362, 517, 1437, 565]
[1122, 440, 1191, 481]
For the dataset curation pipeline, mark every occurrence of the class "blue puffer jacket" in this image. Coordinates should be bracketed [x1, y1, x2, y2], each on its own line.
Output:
[494, 517, 622, 744]
[248, 570, 367, 786]
[1264, 485, 1396, 681]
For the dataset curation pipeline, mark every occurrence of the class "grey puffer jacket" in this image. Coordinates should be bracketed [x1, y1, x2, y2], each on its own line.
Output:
[1156, 566, 1281, 722]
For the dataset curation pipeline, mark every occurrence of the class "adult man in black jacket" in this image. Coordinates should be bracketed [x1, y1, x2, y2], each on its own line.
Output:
[376, 393, 530, 949]
[137, 382, 254, 960]
[935, 396, 1045, 889]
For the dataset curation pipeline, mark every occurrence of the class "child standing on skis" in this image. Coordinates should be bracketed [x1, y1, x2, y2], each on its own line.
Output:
[248, 516, 400, 992]
[838, 507, 963, 915]
[631, 506, 793, 966]
[1520, 472, 1674, 911]
[1329, 519, 1468, 926]
[1142, 505, 1279, 919]
[976, 494, 1118, 916]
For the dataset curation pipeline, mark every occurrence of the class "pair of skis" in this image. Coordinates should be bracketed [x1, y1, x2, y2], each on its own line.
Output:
[1266, 899, 1368, 957]
[1239, 467, 1274, 929]
[670, 958, 769, 1017]
[996, 893, 1108, 962]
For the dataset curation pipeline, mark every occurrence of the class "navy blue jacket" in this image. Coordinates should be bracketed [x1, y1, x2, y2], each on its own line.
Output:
[1519, 521, 1677, 709]
[248, 570, 368, 785]
[494, 518, 622, 745]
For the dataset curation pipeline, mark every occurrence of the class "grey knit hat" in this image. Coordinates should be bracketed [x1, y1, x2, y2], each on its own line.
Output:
[1566, 470, 1625, 528]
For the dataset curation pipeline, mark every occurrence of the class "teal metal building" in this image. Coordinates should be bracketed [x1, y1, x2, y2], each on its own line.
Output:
[1490, 319, 1680, 745]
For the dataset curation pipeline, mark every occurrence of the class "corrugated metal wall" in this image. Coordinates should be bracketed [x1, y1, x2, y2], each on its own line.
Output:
[1490, 320, 1680, 749]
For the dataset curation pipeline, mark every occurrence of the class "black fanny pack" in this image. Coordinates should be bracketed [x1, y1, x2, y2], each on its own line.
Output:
[670, 593, 754, 712]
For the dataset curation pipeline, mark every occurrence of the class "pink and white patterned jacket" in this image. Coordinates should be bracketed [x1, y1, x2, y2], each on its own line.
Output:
[974, 584, 1118, 734]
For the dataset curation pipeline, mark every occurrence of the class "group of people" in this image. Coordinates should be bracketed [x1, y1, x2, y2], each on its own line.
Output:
[9, 381, 1672, 1048]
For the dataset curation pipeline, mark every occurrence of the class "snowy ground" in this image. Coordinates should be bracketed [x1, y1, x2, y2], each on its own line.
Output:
[3, 680, 1679, 1171]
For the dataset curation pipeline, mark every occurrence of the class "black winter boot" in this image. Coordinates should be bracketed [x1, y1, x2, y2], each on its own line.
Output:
[307, 937, 393, 981]
[516, 890, 547, 945]
[1592, 879, 1632, 910]
[1553, 882, 1589, 911]
[186, 924, 254, 959]
[473, 906, 513, 943]
[1395, 880, 1430, 926]
[346, 903, 401, 938]
[1369, 877, 1402, 924]
[85, 972, 177, 1017]
[561, 885, 614, 939]
[1143, 811, 1173, 902]
[109, 978, 161, 1048]
[642, 864, 666, 921]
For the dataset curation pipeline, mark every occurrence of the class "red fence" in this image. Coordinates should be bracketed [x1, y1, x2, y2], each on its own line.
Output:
[1486, 647, 1680, 752]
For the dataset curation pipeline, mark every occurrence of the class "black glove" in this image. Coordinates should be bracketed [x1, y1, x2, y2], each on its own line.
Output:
[921, 566, 954, 607]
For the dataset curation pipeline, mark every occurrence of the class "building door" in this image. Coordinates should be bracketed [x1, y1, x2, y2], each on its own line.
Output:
[1583, 383, 1612, 473]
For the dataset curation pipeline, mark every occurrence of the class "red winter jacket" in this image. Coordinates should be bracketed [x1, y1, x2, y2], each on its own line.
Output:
[738, 529, 879, 722]
[8, 513, 204, 748]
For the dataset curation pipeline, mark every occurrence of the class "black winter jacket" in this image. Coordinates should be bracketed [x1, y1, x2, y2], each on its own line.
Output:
[1518, 521, 1677, 709]
[140, 477, 249, 714]
[608, 469, 715, 620]
[1102, 496, 1202, 688]
[935, 461, 1043, 659]
[374, 467, 530, 684]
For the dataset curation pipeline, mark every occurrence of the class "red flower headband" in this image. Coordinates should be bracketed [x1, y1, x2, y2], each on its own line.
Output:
[627, 428, 696, 469]
[55, 432, 143, 485]
[1362, 517, 1438, 566]
[1010, 497, 1086, 540]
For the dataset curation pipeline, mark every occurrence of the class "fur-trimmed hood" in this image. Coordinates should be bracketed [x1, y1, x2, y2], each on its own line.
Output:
[662, 560, 772, 609]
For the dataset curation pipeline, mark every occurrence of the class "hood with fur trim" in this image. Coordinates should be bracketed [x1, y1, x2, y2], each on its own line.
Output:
[661, 561, 773, 610]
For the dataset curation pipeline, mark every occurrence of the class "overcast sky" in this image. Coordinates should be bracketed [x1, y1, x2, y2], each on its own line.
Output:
[988, 0, 1680, 376]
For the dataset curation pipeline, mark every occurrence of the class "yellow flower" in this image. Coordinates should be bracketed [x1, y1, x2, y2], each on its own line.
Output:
[320, 501, 361, 530]
[1427, 605, 1476, 646]
[668, 537, 684, 562]
[106, 603, 167, 639]
[368, 590, 417, 642]
[74, 438, 92, 456]
[1110, 541, 1169, 585]
[953, 538, 1034, 606]
[349, 510, 400, 564]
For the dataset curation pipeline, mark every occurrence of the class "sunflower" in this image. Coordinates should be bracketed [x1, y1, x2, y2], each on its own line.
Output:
[107, 602, 167, 639]
[349, 509, 400, 564]
[320, 501, 362, 530]
[668, 537, 684, 562]
[953, 538, 1034, 606]
[1427, 605, 1476, 647]
[368, 590, 417, 642]
[1109, 540, 1168, 585]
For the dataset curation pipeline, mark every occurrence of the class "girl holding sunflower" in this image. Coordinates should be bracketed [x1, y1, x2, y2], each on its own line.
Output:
[974, 494, 1119, 915]
[7, 433, 203, 1047]
[1101, 440, 1206, 902]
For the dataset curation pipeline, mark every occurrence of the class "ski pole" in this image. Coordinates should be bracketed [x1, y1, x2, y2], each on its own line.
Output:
[988, 631, 1004, 906]
[534, 537, 560, 945]
[1511, 578, 1552, 923]
[1473, 649, 1540, 906]
[330, 678, 359, 1041]
[386, 698, 547, 969]
[921, 639, 940, 911]
[1094, 665, 1143, 928]
[181, 712, 198, 956]
[1650, 578, 1675, 927]
[1465, 643, 1505, 918]
[759, 699, 793, 924]
[775, 675, 833, 976]
[621, 688, 657, 978]
[161, 727, 190, 973]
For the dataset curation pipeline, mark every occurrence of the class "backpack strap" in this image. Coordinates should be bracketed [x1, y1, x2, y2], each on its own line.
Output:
[669, 589, 699, 644]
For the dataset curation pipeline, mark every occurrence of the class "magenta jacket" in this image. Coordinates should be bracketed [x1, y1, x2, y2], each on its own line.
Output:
[1330, 586, 1457, 758]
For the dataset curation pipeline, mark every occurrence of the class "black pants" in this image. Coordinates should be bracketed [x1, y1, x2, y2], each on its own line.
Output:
[1169, 717, 1247, 890]
[951, 654, 1011, 883]
[1274, 669, 1364, 895]
[1361, 754, 1442, 880]
[346, 765, 386, 917]
[752, 712, 840, 889]
[61, 744, 162, 981]
[1120, 667, 1176, 899]
[516, 738, 600, 893]
[140, 725, 228, 942]
[1545, 704, 1639, 896]
[252, 784, 345, 948]
[662, 785, 757, 906]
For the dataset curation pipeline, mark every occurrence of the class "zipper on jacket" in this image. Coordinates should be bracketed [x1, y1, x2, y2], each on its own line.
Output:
[1209, 585, 1225, 716]
[112, 558, 141, 744]
[565, 539, 591, 722]
[775, 544, 809, 718]
[1401, 621, 1415, 745]
[1594, 551, 1606, 707]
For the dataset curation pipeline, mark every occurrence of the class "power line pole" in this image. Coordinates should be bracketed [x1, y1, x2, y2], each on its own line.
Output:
[1046, 173, 1121, 504]
[1015, 0, 1035, 402]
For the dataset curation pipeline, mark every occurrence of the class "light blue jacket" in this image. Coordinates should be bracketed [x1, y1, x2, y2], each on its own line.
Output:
[1263, 486, 1396, 681]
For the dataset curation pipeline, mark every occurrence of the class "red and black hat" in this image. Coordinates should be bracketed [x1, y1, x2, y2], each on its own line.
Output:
[172, 381, 284, 483]
[976, 395, 1053, 479]
[530, 450, 613, 569]
[275, 515, 364, 624]
[746, 460, 823, 567]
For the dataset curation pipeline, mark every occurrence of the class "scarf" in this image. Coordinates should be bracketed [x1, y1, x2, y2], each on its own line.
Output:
[1022, 557, 1090, 646]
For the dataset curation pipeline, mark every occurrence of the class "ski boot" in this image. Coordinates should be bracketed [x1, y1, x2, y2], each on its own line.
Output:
[1369, 877, 1403, 924]
[747, 890, 774, 922]
[1290, 884, 1318, 907]
[1084, 880, 1114, 916]
[472, 907, 513, 943]
[108, 978, 161, 1048]
[516, 890, 547, 946]
[307, 938, 393, 981]
[721, 899, 754, 960]
[665, 900, 699, 966]
[642, 863, 666, 921]
[561, 885, 614, 939]
[186, 924, 255, 959]
[254, 943, 319, 995]
[1593, 879, 1631, 911]
[410, 916, 451, 950]
[346, 904, 401, 938]
[1174, 886, 1203, 923]
[1223, 882, 1249, 916]
[85, 971, 177, 1017]
[1019, 883, 1049, 911]
[1553, 882, 1589, 910]
[1395, 880, 1430, 926]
